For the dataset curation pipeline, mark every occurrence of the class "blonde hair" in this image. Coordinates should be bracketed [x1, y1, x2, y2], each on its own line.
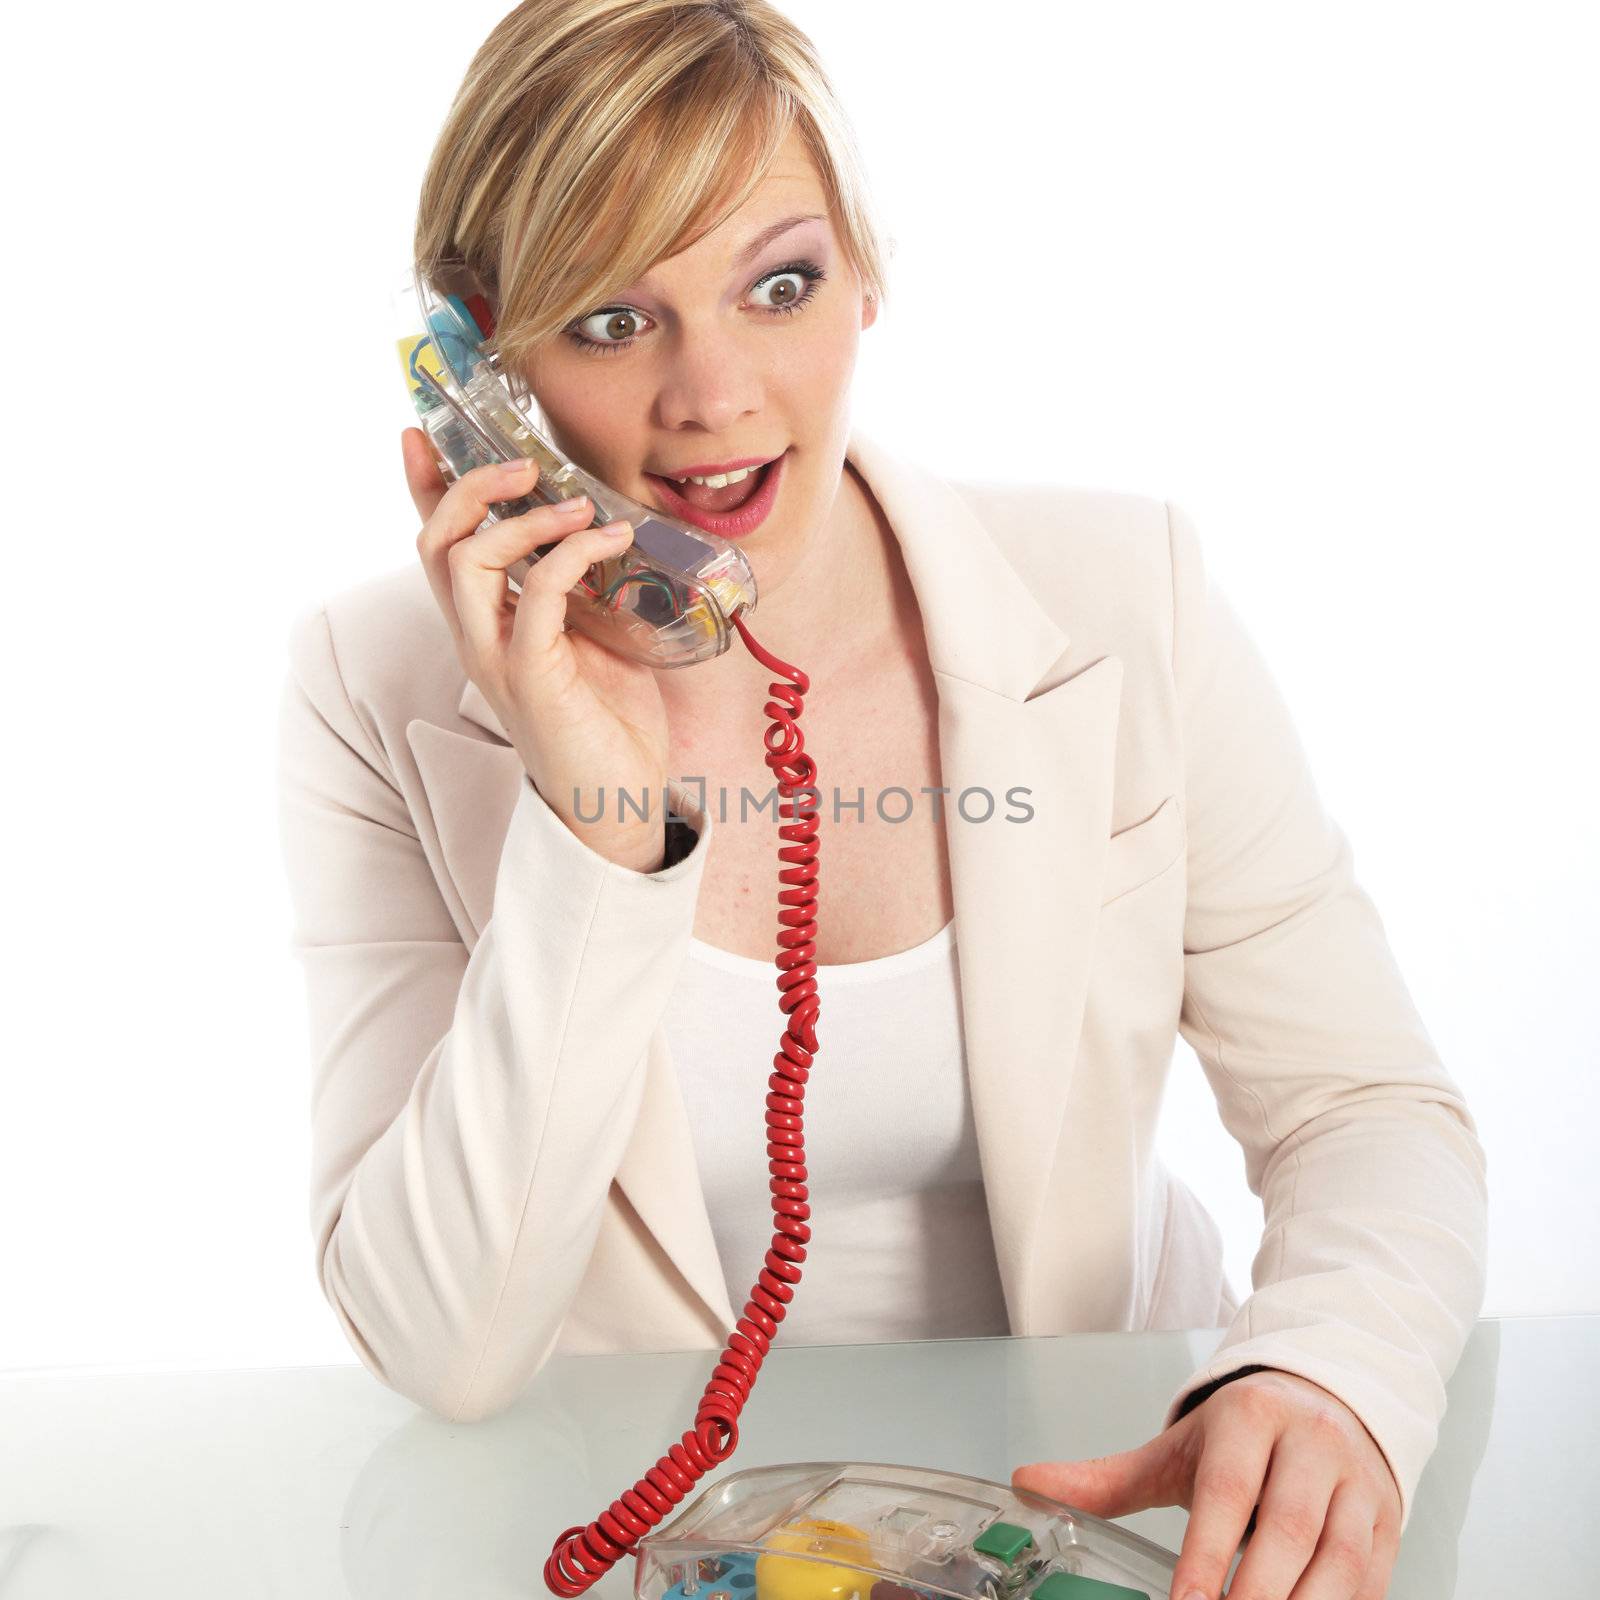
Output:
[413, 0, 890, 379]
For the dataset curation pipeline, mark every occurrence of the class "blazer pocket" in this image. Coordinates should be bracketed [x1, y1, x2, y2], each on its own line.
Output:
[1101, 794, 1185, 906]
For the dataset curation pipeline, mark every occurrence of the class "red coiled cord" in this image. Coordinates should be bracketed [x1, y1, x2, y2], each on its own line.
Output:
[543, 613, 821, 1597]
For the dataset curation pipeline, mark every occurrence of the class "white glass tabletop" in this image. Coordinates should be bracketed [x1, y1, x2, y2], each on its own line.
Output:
[0, 1317, 1588, 1598]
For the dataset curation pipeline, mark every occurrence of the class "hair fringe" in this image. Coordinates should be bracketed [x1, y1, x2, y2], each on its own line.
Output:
[413, 0, 889, 376]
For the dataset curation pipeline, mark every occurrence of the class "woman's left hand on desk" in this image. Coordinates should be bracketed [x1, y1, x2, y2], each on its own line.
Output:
[1010, 1369, 1402, 1600]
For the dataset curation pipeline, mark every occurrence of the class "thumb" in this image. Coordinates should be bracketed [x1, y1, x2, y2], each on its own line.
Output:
[1011, 1432, 1184, 1519]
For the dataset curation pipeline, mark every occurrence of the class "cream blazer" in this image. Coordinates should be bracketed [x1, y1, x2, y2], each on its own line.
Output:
[276, 426, 1487, 1527]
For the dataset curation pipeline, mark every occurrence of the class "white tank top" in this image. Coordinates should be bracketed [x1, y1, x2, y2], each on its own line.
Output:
[661, 919, 1011, 1345]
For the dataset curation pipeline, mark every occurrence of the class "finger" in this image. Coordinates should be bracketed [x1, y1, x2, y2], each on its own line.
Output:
[1011, 1429, 1186, 1520]
[1285, 1483, 1377, 1600]
[509, 517, 637, 663]
[450, 495, 602, 669]
[1221, 1435, 1342, 1600]
[1167, 1412, 1274, 1600]
[417, 457, 544, 647]
[1352, 1513, 1400, 1600]
[407, 430, 465, 649]
[400, 427, 449, 522]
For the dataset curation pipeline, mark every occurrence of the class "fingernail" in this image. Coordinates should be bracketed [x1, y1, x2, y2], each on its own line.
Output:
[600, 520, 632, 537]
[502, 457, 536, 475]
[559, 494, 590, 512]
[1181, 1589, 1209, 1600]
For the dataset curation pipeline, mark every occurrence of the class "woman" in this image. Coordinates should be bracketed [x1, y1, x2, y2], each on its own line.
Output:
[275, 4, 1488, 1598]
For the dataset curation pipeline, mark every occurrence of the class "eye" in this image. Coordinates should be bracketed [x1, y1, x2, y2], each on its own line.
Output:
[748, 256, 825, 315]
[564, 260, 827, 356]
[749, 261, 826, 316]
[568, 305, 655, 354]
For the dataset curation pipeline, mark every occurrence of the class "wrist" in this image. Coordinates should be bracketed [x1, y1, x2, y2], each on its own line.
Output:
[1174, 1363, 1275, 1423]
[604, 828, 667, 874]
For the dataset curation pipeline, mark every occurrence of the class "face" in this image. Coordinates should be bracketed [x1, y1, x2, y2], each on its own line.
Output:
[522, 127, 876, 592]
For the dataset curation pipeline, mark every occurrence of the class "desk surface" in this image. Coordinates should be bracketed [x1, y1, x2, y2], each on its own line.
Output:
[0, 1318, 1589, 1599]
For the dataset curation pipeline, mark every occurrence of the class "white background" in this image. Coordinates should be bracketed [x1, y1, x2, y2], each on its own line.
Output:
[3, 0, 1595, 1375]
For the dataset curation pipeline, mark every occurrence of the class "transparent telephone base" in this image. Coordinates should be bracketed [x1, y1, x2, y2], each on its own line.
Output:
[635, 1462, 1178, 1600]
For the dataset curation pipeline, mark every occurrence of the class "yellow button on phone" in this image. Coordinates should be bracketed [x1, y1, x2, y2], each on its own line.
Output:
[754, 1518, 876, 1600]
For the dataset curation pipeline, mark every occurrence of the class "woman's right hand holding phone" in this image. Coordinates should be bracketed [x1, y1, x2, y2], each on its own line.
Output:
[404, 433, 673, 873]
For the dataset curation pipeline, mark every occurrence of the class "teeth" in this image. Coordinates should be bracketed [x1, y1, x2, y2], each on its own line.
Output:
[670, 465, 758, 487]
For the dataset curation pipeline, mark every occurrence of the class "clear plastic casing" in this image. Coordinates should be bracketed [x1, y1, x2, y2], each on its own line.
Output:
[393, 267, 758, 668]
[635, 1463, 1177, 1600]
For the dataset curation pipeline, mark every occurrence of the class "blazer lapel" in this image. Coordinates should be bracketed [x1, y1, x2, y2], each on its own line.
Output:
[844, 430, 1125, 1336]
[414, 425, 1125, 1343]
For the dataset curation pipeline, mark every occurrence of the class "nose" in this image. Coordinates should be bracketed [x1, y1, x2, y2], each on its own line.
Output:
[654, 323, 764, 436]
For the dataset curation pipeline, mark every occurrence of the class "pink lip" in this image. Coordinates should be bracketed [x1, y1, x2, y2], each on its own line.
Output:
[644, 450, 787, 540]
[656, 454, 776, 478]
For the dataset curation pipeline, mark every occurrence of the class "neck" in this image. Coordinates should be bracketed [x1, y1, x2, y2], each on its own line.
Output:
[659, 458, 911, 711]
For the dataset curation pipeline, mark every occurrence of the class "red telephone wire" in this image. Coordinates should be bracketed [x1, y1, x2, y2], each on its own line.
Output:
[543, 613, 821, 1597]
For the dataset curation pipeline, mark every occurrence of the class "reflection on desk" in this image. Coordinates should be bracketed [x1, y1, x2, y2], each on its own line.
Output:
[0, 1319, 1590, 1599]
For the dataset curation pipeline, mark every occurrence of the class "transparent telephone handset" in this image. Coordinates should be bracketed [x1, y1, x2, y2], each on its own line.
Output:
[393, 266, 757, 668]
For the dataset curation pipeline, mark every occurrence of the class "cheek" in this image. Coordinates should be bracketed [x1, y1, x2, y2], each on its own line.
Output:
[529, 367, 645, 469]
[788, 307, 860, 406]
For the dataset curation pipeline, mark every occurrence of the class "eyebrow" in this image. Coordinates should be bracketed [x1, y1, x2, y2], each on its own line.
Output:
[606, 212, 828, 306]
[731, 211, 826, 268]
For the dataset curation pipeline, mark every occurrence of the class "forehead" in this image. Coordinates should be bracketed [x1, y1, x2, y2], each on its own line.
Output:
[585, 127, 834, 306]
[678, 126, 829, 259]
[744, 126, 826, 204]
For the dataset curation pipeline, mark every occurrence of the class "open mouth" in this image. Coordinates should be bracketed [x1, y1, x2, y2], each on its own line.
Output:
[643, 451, 787, 539]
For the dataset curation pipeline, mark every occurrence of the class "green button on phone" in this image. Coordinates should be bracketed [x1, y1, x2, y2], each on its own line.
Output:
[973, 1521, 1034, 1564]
[1030, 1573, 1149, 1600]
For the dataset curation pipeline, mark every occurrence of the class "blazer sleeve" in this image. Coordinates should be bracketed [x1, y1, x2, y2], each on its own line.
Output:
[275, 604, 712, 1422]
[1158, 501, 1488, 1528]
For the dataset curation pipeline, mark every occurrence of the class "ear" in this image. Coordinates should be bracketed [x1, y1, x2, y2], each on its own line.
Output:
[861, 290, 878, 332]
